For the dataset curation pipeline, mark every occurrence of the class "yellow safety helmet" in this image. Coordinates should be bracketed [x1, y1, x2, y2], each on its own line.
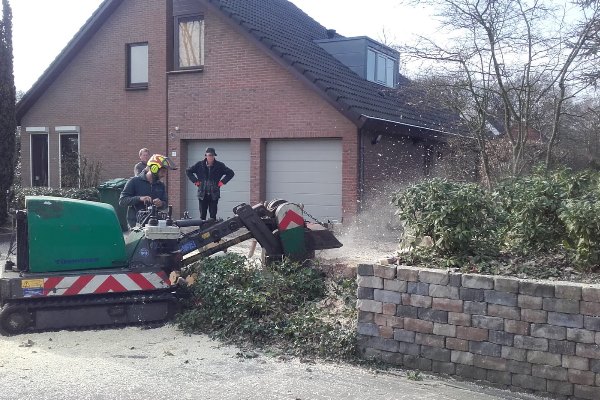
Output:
[147, 154, 178, 174]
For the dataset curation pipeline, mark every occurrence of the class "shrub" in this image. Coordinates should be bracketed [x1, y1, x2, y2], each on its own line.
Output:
[560, 198, 600, 267]
[176, 253, 357, 359]
[10, 187, 100, 210]
[391, 178, 499, 260]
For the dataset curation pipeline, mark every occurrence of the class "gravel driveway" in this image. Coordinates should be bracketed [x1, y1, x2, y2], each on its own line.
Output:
[0, 325, 549, 400]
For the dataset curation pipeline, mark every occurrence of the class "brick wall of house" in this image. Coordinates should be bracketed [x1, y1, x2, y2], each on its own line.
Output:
[167, 4, 358, 220]
[19, 0, 168, 187]
[357, 264, 600, 399]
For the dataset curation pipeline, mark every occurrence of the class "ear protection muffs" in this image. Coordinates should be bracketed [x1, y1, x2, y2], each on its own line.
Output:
[150, 164, 160, 174]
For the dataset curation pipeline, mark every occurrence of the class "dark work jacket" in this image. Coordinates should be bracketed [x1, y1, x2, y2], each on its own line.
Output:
[119, 172, 168, 228]
[186, 159, 234, 200]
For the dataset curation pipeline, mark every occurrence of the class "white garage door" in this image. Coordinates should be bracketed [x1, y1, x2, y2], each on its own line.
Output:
[186, 140, 250, 219]
[266, 139, 342, 222]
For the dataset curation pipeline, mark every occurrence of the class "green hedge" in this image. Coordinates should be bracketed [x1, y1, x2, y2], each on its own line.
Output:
[10, 186, 100, 210]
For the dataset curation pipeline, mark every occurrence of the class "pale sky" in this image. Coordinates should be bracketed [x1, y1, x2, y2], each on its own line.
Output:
[7, 0, 439, 93]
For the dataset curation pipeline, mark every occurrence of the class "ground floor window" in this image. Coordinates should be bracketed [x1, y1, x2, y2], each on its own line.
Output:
[60, 134, 80, 188]
[30, 134, 48, 187]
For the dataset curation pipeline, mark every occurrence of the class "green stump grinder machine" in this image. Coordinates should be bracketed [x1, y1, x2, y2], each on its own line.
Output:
[0, 196, 342, 335]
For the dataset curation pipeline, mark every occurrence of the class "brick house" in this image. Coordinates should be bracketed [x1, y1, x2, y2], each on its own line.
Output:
[16, 0, 462, 222]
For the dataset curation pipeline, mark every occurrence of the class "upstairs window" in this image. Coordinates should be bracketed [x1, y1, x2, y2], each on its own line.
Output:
[367, 48, 395, 88]
[127, 42, 148, 88]
[175, 16, 204, 69]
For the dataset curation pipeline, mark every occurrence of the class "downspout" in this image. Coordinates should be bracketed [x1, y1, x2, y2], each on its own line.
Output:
[358, 127, 365, 212]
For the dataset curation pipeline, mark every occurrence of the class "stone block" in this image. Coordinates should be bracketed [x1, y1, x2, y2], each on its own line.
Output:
[415, 333, 445, 348]
[357, 299, 382, 313]
[446, 337, 468, 351]
[521, 308, 547, 324]
[580, 301, 600, 316]
[568, 369, 595, 385]
[374, 289, 402, 304]
[396, 267, 419, 282]
[532, 364, 568, 381]
[554, 283, 582, 300]
[507, 359, 532, 374]
[456, 326, 488, 342]
[512, 374, 547, 391]
[493, 276, 519, 293]
[455, 364, 487, 380]
[421, 345, 451, 362]
[473, 354, 507, 371]
[383, 279, 407, 293]
[487, 370, 512, 385]
[382, 303, 397, 316]
[407, 282, 429, 296]
[520, 281, 555, 297]
[419, 269, 449, 285]
[548, 312, 584, 328]
[433, 322, 456, 337]
[527, 350, 562, 366]
[484, 290, 518, 307]
[531, 323, 567, 340]
[448, 312, 471, 327]
[591, 358, 600, 373]
[518, 294, 543, 309]
[357, 322, 380, 337]
[584, 315, 600, 331]
[562, 355, 589, 370]
[504, 319, 530, 335]
[448, 272, 462, 287]
[393, 329, 416, 343]
[582, 287, 600, 302]
[407, 294, 432, 308]
[356, 287, 374, 300]
[395, 305, 417, 319]
[403, 317, 434, 334]
[543, 298, 581, 314]
[357, 264, 374, 276]
[501, 346, 527, 361]
[450, 350, 473, 365]
[429, 284, 459, 299]
[574, 384, 600, 400]
[461, 274, 494, 289]
[487, 304, 520, 320]
[432, 360, 456, 375]
[576, 343, 600, 359]
[398, 341, 421, 356]
[488, 330, 514, 346]
[402, 354, 432, 371]
[432, 298, 463, 313]
[373, 264, 396, 279]
[514, 335, 548, 351]
[547, 380, 573, 396]
[357, 275, 383, 289]
[567, 328, 596, 343]
[379, 326, 394, 339]
[469, 341, 501, 357]
[472, 315, 504, 330]
[418, 308, 448, 323]
[459, 288, 485, 302]
[548, 339, 576, 355]
[358, 311, 374, 323]
[463, 301, 487, 315]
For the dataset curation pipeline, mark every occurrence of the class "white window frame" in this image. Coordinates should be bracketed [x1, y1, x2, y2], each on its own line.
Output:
[366, 48, 396, 88]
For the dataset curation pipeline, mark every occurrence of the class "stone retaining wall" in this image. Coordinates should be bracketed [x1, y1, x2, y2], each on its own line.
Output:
[357, 264, 600, 399]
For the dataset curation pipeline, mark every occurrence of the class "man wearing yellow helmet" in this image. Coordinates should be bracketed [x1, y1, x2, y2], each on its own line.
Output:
[119, 154, 177, 229]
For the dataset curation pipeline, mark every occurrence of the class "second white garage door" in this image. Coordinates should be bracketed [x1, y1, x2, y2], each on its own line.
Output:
[185, 140, 250, 219]
[266, 139, 342, 222]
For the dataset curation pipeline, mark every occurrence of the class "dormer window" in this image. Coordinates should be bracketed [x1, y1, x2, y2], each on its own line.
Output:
[367, 48, 395, 88]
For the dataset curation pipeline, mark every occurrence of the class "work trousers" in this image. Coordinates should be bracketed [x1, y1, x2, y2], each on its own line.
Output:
[199, 194, 218, 220]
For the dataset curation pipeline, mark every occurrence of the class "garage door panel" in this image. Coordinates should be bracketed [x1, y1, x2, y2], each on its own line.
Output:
[266, 139, 342, 221]
[186, 140, 250, 219]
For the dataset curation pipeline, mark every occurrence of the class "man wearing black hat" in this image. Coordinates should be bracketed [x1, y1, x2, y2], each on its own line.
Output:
[185, 147, 235, 220]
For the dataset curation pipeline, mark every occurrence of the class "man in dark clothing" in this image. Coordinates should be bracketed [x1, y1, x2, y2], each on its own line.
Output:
[186, 147, 235, 220]
[120, 154, 177, 229]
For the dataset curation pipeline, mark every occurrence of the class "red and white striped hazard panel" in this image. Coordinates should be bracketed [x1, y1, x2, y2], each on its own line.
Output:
[41, 272, 171, 296]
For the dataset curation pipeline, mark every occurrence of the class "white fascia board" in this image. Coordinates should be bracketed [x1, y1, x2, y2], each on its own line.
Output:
[25, 126, 49, 133]
[55, 126, 80, 133]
